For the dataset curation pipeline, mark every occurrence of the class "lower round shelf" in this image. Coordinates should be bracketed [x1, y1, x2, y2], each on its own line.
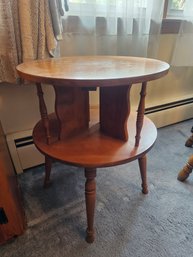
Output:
[33, 113, 157, 168]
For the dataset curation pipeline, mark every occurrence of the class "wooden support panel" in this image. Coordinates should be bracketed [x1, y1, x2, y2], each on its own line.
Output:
[54, 86, 89, 140]
[100, 85, 131, 141]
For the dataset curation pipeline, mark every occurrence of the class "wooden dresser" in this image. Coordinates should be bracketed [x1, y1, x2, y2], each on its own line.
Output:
[0, 122, 26, 244]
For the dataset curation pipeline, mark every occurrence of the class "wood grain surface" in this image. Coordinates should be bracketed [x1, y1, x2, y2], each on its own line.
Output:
[16, 56, 169, 87]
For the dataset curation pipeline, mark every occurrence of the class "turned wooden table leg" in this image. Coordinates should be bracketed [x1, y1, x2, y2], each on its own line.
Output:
[135, 82, 147, 147]
[36, 83, 51, 144]
[177, 155, 193, 182]
[138, 154, 148, 194]
[85, 168, 96, 243]
[44, 155, 52, 188]
[185, 135, 193, 147]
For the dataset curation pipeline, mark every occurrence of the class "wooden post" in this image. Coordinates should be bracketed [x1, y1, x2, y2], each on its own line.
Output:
[177, 155, 193, 182]
[36, 83, 51, 144]
[138, 154, 148, 194]
[44, 155, 52, 188]
[185, 134, 193, 147]
[135, 82, 147, 147]
[85, 168, 97, 243]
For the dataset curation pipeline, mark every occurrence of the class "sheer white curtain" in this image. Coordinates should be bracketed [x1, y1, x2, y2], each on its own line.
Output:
[62, 0, 164, 57]
[171, 0, 193, 66]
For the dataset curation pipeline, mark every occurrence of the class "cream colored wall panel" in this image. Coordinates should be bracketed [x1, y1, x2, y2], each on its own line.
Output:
[6, 129, 44, 174]
[17, 145, 44, 171]
[147, 103, 193, 128]
[0, 83, 55, 134]
[6, 134, 23, 174]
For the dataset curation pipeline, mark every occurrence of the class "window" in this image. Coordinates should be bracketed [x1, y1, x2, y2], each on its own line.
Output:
[65, 0, 148, 18]
[65, 0, 186, 20]
[166, 0, 186, 19]
[170, 0, 185, 10]
[64, 0, 187, 34]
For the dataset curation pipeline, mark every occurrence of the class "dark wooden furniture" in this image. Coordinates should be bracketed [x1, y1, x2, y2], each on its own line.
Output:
[177, 127, 193, 181]
[0, 122, 26, 245]
[17, 56, 169, 243]
[185, 126, 193, 147]
[177, 155, 193, 182]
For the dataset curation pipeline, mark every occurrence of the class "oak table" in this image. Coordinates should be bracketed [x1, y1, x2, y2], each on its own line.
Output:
[17, 56, 169, 243]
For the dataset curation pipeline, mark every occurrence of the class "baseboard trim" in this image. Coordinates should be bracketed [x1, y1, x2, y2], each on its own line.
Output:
[146, 99, 193, 128]
[145, 97, 193, 115]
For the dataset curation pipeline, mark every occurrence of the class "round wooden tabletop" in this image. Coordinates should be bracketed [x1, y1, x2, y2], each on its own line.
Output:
[16, 56, 170, 87]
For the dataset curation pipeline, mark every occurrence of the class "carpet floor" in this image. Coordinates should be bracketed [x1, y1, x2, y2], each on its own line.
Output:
[1, 119, 193, 257]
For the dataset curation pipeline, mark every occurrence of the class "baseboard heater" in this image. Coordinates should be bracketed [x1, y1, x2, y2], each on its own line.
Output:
[145, 97, 193, 114]
[6, 130, 44, 174]
[145, 97, 193, 128]
[6, 97, 193, 174]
